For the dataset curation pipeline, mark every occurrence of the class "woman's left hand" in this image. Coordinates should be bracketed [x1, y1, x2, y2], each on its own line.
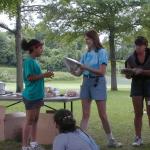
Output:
[133, 68, 143, 75]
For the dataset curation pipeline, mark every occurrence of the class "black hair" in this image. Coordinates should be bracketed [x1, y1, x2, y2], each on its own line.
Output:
[135, 36, 150, 53]
[135, 36, 148, 47]
[21, 38, 43, 53]
[54, 109, 76, 133]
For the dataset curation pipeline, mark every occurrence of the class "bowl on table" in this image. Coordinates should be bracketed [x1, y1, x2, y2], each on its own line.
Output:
[45, 87, 56, 97]
[65, 90, 79, 97]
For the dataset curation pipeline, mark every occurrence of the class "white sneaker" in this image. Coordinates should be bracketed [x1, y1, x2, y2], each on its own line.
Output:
[107, 138, 123, 148]
[31, 145, 45, 150]
[22, 146, 33, 150]
[132, 137, 143, 147]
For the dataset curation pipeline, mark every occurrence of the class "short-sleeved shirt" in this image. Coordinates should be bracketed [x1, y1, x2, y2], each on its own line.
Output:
[53, 129, 99, 150]
[125, 50, 150, 96]
[22, 57, 44, 101]
[126, 49, 150, 79]
[80, 48, 108, 76]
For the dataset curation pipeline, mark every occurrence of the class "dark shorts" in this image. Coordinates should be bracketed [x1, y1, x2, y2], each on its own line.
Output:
[23, 98, 44, 110]
[131, 78, 150, 97]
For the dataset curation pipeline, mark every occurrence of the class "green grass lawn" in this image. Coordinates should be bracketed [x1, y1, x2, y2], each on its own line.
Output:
[0, 82, 150, 150]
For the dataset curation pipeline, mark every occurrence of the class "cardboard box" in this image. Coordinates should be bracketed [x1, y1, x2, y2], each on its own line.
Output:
[37, 112, 58, 145]
[0, 106, 57, 145]
[0, 106, 5, 141]
[5, 112, 25, 140]
[0, 106, 26, 141]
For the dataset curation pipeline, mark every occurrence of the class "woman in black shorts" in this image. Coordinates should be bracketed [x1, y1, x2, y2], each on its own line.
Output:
[21, 39, 54, 150]
[125, 36, 150, 146]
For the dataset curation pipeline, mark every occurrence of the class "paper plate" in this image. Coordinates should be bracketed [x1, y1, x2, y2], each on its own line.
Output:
[121, 68, 134, 75]
[64, 57, 82, 73]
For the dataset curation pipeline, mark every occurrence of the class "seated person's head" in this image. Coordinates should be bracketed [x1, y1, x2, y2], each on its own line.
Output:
[54, 109, 76, 133]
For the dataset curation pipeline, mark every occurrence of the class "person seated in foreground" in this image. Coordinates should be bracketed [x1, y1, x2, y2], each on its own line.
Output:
[53, 109, 99, 150]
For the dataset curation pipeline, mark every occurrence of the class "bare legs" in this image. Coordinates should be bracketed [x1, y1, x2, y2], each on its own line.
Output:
[80, 100, 92, 131]
[80, 100, 111, 134]
[132, 96, 144, 138]
[22, 108, 40, 147]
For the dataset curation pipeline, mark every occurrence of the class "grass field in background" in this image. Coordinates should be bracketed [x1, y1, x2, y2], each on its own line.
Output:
[0, 62, 125, 83]
[0, 82, 150, 150]
[0, 66, 81, 82]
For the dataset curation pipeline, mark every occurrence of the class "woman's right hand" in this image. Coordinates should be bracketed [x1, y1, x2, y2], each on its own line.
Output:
[80, 64, 88, 71]
[125, 75, 132, 79]
[43, 71, 54, 78]
[132, 68, 143, 75]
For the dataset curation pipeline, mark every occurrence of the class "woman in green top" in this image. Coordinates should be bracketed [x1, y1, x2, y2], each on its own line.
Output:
[21, 39, 54, 150]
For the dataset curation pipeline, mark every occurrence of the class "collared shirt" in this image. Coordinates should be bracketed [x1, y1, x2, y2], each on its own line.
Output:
[53, 129, 99, 150]
[80, 48, 108, 76]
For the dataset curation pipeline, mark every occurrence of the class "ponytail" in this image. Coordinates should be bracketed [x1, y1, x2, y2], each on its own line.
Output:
[21, 39, 29, 51]
[21, 38, 43, 53]
[54, 109, 76, 133]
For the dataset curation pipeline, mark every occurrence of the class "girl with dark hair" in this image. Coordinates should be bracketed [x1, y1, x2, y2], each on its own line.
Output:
[72, 30, 122, 148]
[53, 109, 99, 150]
[21, 39, 54, 150]
[125, 36, 150, 146]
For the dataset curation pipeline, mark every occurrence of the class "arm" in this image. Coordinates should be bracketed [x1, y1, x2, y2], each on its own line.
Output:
[134, 69, 150, 76]
[28, 74, 44, 81]
[24, 60, 54, 81]
[70, 68, 83, 76]
[124, 65, 150, 77]
[81, 64, 106, 76]
[28, 72, 54, 81]
[141, 70, 150, 76]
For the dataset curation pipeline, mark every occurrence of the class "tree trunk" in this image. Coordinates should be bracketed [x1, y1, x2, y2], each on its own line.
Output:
[109, 29, 117, 91]
[15, 4, 23, 92]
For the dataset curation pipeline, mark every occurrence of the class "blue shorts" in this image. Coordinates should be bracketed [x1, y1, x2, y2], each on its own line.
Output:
[23, 97, 44, 110]
[80, 76, 107, 100]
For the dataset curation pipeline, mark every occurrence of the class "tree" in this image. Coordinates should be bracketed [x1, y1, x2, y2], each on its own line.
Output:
[0, 0, 22, 92]
[43, 0, 140, 90]
[0, 0, 46, 92]
[114, 1, 150, 61]
[0, 32, 9, 64]
[0, 32, 16, 65]
[138, 2, 150, 39]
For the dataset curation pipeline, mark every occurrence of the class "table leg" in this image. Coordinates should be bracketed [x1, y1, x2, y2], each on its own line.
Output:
[64, 102, 66, 109]
[71, 101, 73, 113]
[6, 101, 22, 108]
[44, 104, 57, 111]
